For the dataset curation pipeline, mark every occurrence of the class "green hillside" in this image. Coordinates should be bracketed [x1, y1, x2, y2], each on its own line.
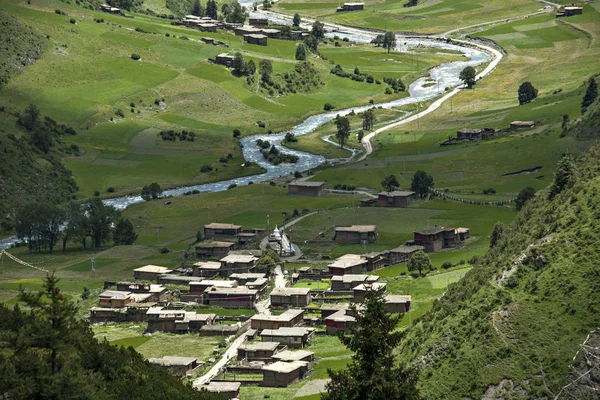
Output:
[0, 11, 44, 87]
[396, 108, 600, 398]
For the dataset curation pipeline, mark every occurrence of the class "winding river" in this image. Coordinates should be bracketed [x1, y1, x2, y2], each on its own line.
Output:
[0, 10, 494, 250]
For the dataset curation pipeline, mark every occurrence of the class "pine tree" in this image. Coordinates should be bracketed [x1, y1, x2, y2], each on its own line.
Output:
[295, 43, 307, 60]
[323, 288, 421, 400]
[206, 0, 217, 19]
[489, 222, 505, 248]
[549, 154, 576, 199]
[293, 12, 301, 27]
[191, 0, 203, 17]
[581, 77, 598, 113]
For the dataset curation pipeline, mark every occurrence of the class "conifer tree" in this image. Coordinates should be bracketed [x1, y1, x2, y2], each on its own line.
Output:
[323, 288, 420, 400]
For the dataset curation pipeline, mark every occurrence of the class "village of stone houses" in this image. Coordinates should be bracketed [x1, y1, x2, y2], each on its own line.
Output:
[1, 0, 599, 398]
[90, 186, 457, 398]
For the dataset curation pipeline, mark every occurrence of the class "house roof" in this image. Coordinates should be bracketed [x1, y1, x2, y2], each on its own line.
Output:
[510, 120, 535, 126]
[204, 223, 242, 230]
[245, 34, 268, 39]
[414, 226, 447, 235]
[190, 280, 237, 288]
[193, 261, 222, 269]
[134, 265, 172, 273]
[328, 254, 368, 269]
[271, 287, 310, 296]
[203, 381, 241, 392]
[330, 274, 378, 283]
[207, 286, 258, 295]
[289, 180, 324, 187]
[183, 313, 216, 322]
[238, 341, 280, 351]
[456, 227, 470, 234]
[196, 241, 235, 249]
[158, 275, 203, 283]
[220, 254, 258, 263]
[335, 225, 376, 233]
[216, 53, 233, 58]
[148, 356, 198, 366]
[272, 350, 314, 362]
[251, 309, 304, 323]
[261, 28, 280, 34]
[325, 308, 356, 322]
[246, 278, 268, 287]
[230, 272, 266, 280]
[378, 190, 416, 197]
[261, 327, 315, 337]
[353, 282, 387, 291]
[262, 360, 308, 373]
[99, 290, 133, 300]
[385, 294, 412, 304]
[390, 244, 425, 254]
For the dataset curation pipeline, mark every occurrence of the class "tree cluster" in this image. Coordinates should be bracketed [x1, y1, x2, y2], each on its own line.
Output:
[362, 109, 376, 131]
[141, 182, 163, 201]
[330, 64, 376, 85]
[0, 275, 220, 399]
[158, 129, 196, 142]
[381, 174, 400, 192]
[16, 104, 77, 153]
[14, 198, 136, 253]
[260, 143, 299, 165]
[255, 249, 281, 272]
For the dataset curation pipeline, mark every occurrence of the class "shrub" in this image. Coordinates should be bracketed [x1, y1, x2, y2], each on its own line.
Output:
[233, 129, 241, 138]
[442, 261, 452, 269]
[131, 54, 141, 60]
[483, 188, 496, 195]
[159, 247, 169, 254]
[93, 191, 100, 197]
[324, 103, 334, 111]
[200, 165, 213, 173]
[115, 109, 125, 118]
[294, 171, 302, 178]
[366, 75, 374, 83]
[69, 18, 76, 24]
[107, 187, 115, 193]
[269, 181, 276, 186]
[385, 87, 393, 95]
[469, 255, 480, 265]
[228, 184, 237, 190]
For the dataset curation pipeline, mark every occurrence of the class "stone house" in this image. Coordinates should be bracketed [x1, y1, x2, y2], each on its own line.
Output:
[262, 361, 309, 387]
[288, 181, 325, 196]
[270, 287, 312, 307]
[377, 191, 417, 207]
[333, 225, 377, 244]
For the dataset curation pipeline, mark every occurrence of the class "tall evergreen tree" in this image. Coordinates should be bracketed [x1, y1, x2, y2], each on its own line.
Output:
[293, 12, 301, 27]
[85, 197, 119, 248]
[323, 288, 421, 400]
[226, 0, 246, 23]
[311, 20, 325, 40]
[489, 222, 505, 248]
[205, 0, 217, 19]
[191, 0, 204, 17]
[581, 77, 598, 113]
[549, 154, 576, 199]
[295, 43, 307, 60]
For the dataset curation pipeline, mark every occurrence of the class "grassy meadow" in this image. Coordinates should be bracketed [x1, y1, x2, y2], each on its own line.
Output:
[0, 0, 460, 197]
[273, 0, 541, 34]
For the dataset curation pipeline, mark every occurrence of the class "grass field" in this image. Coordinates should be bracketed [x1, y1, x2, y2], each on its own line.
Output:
[273, 0, 541, 34]
[0, 0, 459, 197]
[288, 198, 515, 258]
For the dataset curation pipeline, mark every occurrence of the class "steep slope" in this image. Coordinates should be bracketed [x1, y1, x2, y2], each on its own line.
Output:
[0, 11, 44, 88]
[397, 121, 600, 398]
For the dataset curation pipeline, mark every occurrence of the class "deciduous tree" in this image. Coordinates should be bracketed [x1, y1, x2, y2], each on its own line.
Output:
[311, 20, 325, 40]
[382, 31, 396, 54]
[334, 115, 350, 148]
[381, 174, 399, 192]
[407, 250, 432, 277]
[459, 66, 476, 89]
[410, 170, 434, 198]
[113, 218, 138, 245]
[85, 197, 119, 248]
[518, 81, 538, 105]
